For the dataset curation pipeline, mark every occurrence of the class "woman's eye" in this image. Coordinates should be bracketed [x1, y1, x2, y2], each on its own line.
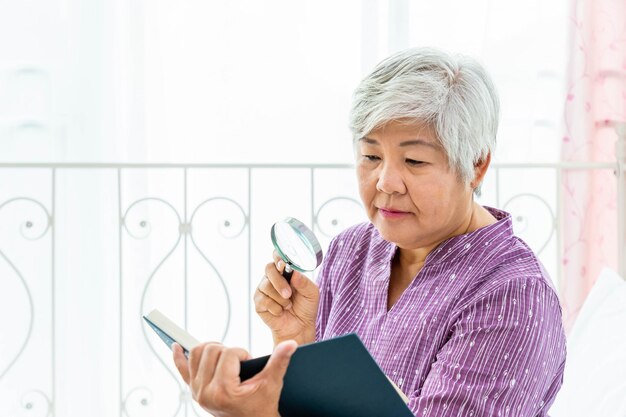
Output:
[406, 158, 424, 166]
[364, 155, 380, 162]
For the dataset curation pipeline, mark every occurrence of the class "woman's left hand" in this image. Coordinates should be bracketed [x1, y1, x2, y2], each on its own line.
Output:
[172, 340, 297, 417]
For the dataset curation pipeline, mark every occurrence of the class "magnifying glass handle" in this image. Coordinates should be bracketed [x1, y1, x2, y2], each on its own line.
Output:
[283, 264, 294, 282]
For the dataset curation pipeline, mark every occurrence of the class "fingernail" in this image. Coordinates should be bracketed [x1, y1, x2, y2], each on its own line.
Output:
[285, 302, 293, 310]
[281, 288, 291, 299]
[277, 260, 284, 271]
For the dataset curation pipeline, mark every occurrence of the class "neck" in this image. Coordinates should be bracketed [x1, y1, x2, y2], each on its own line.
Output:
[395, 202, 491, 271]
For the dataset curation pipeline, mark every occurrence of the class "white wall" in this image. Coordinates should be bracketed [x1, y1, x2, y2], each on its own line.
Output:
[0, 1, 570, 416]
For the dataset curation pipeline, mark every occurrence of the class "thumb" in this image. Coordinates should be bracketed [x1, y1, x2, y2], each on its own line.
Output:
[262, 340, 297, 385]
[291, 272, 319, 299]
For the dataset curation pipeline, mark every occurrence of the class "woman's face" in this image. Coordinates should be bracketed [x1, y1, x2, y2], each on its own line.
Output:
[356, 120, 475, 250]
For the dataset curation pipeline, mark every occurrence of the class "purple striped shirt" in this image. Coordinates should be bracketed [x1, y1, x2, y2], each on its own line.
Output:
[315, 207, 566, 417]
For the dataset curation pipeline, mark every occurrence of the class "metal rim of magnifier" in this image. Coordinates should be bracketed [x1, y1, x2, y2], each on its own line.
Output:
[270, 217, 323, 272]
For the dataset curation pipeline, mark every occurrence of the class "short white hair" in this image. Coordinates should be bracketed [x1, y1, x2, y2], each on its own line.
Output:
[349, 47, 499, 186]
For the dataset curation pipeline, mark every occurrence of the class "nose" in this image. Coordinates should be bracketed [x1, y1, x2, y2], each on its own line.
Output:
[376, 161, 407, 195]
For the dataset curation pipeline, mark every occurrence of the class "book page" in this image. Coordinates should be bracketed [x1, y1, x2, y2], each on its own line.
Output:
[386, 376, 409, 403]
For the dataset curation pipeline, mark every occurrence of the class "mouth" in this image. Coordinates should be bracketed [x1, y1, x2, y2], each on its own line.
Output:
[378, 207, 411, 219]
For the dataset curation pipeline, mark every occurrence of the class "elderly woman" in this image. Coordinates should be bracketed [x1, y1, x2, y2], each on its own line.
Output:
[173, 47, 566, 417]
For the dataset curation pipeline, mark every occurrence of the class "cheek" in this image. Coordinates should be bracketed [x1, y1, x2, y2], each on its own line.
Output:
[429, 178, 472, 215]
[356, 167, 376, 203]
[408, 174, 459, 212]
[409, 176, 444, 201]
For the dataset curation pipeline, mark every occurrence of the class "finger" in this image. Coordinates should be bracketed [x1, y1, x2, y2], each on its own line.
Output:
[272, 250, 282, 267]
[272, 252, 292, 284]
[188, 342, 222, 384]
[172, 343, 190, 384]
[259, 340, 297, 385]
[214, 347, 251, 388]
[188, 344, 205, 383]
[265, 262, 292, 299]
[257, 276, 292, 309]
[254, 292, 288, 316]
[195, 344, 224, 394]
[272, 252, 290, 278]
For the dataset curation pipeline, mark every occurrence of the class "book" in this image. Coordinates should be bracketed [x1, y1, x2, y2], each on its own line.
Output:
[143, 309, 413, 417]
[143, 309, 200, 357]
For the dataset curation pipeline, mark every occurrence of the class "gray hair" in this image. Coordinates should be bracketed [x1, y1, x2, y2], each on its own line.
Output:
[349, 47, 499, 186]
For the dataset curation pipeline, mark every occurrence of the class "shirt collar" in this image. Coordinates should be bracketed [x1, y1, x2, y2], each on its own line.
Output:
[375, 206, 514, 266]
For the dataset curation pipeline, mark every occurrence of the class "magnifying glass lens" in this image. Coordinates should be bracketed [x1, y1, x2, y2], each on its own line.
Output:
[273, 222, 318, 271]
[271, 217, 323, 279]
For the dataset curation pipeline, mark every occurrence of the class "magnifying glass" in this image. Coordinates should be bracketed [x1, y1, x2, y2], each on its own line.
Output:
[271, 217, 323, 282]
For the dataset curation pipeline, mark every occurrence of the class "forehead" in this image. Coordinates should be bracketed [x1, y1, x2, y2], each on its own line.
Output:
[361, 120, 442, 149]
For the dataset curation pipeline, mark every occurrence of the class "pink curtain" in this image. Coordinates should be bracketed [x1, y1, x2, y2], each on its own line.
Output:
[561, 0, 626, 332]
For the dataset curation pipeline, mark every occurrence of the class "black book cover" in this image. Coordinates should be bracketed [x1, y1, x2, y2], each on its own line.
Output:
[240, 334, 414, 417]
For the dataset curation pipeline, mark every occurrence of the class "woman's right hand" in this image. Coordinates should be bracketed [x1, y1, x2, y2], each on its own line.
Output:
[254, 251, 320, 346]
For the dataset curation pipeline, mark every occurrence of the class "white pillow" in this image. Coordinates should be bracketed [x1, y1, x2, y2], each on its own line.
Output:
[549, 267, 626, 417]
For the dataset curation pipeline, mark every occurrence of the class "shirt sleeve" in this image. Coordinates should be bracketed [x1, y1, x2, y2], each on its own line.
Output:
[406, 277, 566, 417]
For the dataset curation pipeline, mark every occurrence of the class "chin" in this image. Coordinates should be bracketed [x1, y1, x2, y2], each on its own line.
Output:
[373, 222, 410, 245]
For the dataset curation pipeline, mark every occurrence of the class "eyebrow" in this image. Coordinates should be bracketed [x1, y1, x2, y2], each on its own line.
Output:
[360, 137, 440, 149]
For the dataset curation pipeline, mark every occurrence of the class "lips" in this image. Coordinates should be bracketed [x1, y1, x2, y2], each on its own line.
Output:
[379, 207, 409, 214]
[378, 207, 411, 218]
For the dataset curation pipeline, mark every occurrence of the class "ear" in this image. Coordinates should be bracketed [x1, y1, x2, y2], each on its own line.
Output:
[470, 152, 491, 190]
